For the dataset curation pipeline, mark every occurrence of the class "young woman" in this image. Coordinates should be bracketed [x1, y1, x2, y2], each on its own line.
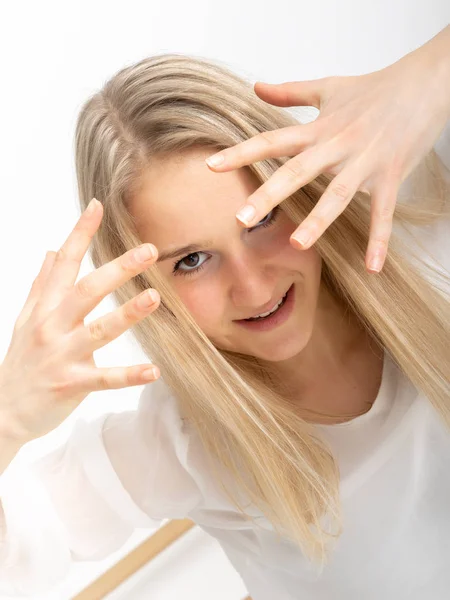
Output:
[0, 26, 449, 599]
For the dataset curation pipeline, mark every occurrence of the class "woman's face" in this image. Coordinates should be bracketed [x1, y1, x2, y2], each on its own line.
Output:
[129, 147, 323, 362]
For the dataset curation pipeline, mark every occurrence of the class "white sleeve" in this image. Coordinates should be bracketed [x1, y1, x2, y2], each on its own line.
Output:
[0, 378, 202, 596]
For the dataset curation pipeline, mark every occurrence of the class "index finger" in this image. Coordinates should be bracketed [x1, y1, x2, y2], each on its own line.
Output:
[235, 148, 332, 228]
[205, 124, 313, 171]
[34, 198, 102, 317]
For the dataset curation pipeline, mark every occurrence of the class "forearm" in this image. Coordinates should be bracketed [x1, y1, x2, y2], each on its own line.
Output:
[405, 25, 450, 120]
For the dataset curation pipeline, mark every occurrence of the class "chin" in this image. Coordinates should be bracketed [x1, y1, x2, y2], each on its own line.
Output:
[257, 341, 307, 362]
[239, 330, 310, 362]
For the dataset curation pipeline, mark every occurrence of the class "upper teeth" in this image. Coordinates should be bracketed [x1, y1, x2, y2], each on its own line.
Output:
[252, 294, 285, 319]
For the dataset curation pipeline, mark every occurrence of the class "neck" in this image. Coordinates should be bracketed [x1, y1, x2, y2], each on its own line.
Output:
[260, 284, 384, 422]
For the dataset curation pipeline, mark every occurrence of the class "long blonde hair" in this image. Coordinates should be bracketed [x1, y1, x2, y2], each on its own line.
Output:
[74, 53, 450, 566]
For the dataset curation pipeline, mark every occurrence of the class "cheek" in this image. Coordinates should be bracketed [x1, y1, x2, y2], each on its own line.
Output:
[178, 287, 223, 327]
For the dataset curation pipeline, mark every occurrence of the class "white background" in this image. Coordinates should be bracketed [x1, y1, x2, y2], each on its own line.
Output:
[0, 1, 448, 598]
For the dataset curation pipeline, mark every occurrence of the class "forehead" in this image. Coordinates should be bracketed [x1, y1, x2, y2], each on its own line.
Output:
[129, 147, 260, 244]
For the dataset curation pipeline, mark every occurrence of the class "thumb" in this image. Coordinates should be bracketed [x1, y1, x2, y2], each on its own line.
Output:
[253, 78, 332, 110]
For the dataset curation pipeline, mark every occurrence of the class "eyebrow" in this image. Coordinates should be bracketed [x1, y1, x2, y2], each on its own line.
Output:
[157, 241, 214, 263]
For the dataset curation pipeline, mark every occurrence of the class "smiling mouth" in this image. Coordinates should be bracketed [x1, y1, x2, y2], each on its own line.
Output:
[233, 283, 295, 330]
[234, 285, 292, 322]
[243, 291, 288, 321]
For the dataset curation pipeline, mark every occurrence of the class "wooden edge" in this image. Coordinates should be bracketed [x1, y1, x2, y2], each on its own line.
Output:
[73, 518, 195, 600]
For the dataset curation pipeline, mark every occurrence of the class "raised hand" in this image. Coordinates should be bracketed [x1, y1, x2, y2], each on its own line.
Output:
[0, 198, 161, 444]
[205, 27, 450, 273]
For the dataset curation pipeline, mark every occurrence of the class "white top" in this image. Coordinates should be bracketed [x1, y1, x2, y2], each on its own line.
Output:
[0, 120, 449, 599]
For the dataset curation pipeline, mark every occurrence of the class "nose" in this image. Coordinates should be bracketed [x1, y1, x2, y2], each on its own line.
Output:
[229, 271, 281, 319]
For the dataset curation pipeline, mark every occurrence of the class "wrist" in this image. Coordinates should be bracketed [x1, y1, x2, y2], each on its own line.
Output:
[0, 431, 25, 477]
[0, 369, 32, 449]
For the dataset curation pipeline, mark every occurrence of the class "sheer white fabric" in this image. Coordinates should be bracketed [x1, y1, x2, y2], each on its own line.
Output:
[0, 119, 449, 598]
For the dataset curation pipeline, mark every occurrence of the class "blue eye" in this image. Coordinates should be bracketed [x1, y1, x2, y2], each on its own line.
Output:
[172, 206, 281, 277]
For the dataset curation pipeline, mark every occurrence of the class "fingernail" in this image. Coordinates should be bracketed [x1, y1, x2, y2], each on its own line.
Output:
[135, 244, 156, 262]
[236, 205, 256, 225]
[137, 290, 156, 308]
[206, 154, 225, 167]
[292, 230, 311, 248]
[368, 255, 383, 272]
[142, 366, 160, 380]
[86, 198, 98, 215]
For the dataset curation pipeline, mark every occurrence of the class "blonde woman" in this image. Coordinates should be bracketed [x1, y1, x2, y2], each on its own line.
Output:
[0, 24, 449, 599]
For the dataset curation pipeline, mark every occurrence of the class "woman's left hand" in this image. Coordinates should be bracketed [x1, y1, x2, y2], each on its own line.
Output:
[205, 27, 450, 273]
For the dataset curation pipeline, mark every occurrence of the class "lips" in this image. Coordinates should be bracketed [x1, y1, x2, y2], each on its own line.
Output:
[234, 283, 295, 331]
[245, 291, 288, 321]
[236, 286, 292, 321]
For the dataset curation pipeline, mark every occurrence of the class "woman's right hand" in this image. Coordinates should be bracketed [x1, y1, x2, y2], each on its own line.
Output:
[0, 198, 161, 445]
